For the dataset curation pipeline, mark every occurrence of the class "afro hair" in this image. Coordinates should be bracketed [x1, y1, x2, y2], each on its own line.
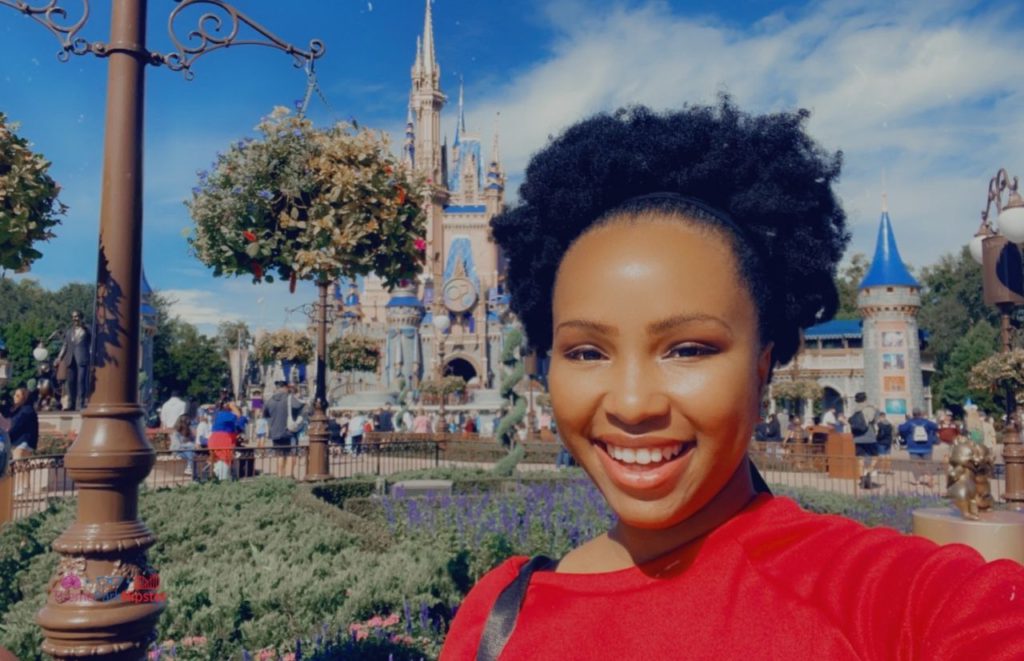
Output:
[490, 98, 849, 369]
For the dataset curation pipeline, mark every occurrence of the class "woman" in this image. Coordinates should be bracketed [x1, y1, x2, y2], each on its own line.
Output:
[207, 400, 245, 481]
[440, 101, 1024, 659]
[169, 414, 196, 476]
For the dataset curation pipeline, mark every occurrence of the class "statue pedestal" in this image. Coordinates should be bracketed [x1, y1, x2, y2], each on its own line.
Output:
[912, 507, 1024, 563]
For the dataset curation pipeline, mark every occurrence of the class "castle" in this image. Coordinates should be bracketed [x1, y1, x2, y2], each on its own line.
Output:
[332, 0, 509, 406]
[771, 200, 934, 422]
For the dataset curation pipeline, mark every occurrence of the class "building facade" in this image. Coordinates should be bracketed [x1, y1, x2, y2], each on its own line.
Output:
[771, 204, 933, 422]
[331, 0, 509, 403]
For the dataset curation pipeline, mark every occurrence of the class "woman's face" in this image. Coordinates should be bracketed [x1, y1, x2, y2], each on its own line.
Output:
[549, 218, 771, 530]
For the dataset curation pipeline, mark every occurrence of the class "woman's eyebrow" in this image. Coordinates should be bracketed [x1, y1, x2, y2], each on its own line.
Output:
[555, 319, 616, 335]
[646, 313, 731, 335]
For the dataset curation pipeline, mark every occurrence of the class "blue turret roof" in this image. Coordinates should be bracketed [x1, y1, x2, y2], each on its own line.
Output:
[804, 319, 862, 339]
[859, 211, 919, 289]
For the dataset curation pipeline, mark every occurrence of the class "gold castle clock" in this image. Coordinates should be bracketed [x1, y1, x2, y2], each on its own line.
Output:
[442, 277, 477, 313]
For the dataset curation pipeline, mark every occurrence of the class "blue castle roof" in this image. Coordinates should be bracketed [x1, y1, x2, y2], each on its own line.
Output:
[804, 319, 862, 339]
[859, 211, 919, 289]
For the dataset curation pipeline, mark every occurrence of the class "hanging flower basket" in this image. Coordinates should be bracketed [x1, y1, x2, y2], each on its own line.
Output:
[328, 335, 380, 373]
[772, 379, 821, 402]
[254, 329, 314, 365]
[969, 349, 1024, 402]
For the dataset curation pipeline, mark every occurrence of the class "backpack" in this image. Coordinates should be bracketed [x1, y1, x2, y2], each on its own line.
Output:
[849, 410, 869, 436]
[286, 395, 304, 433]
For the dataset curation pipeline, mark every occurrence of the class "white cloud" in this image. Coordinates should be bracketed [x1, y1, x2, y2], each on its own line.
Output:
[458, 0, 1024, 268]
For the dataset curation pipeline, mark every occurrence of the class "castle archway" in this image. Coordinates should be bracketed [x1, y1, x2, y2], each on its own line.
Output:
[443, 356, 478, 384]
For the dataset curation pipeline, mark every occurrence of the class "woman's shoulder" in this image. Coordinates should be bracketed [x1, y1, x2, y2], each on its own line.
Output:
[441, 556, 529, 659]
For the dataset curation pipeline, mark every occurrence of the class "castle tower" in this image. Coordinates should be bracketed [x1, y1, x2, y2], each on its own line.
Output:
[410, 0, 445, 183]
[484, 114, 505, 219]
[857, 199, 925, 422]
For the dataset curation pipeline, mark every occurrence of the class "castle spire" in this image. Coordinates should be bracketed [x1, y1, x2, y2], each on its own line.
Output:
[859, 207, 919, 289]
[412, 35, 422, 78]
[422, 0, 438, 80]
[402, 105, 415, 167]
[490, 111, 501, 166]
[458, 77, 466, 137]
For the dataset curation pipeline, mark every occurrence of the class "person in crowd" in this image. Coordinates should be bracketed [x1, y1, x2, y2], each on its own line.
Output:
[254, 414, 268, 448]
[764, 413, 782, 442]
[0, 387, 39, 496]
[833, 412, 848, 434]
[401, 407, 415, 432]
[464, 415, 477, 435]
[899, 407, 939, 487]
[412, 408, 431, 434]
[821, 406, 838, 429]
[264, 380, 304, 477]
[784, 414, 805, 444]
[207, 400, 244, 481]
[347, 410, 366, 455]
[874, 411, 894, 474]
[377, 403, 395, 433]
[440, 101, 1024, 659]
[170, 414, 197, 476]
[850, 392, 879, 489]
[327, 413, 343, 448]
[194, 408, 212, 449]
[159, 390, 187, 431]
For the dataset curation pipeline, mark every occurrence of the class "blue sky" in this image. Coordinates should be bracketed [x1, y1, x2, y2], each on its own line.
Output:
[2, 0, 1023, 334]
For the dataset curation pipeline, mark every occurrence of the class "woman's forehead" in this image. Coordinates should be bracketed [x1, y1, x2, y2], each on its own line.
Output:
[552, 222, 754, 329]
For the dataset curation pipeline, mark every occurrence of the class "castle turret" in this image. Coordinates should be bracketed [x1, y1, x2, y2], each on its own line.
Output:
[410, 0, 445, 184]
[484, 113, 505, 218]
[857, 199, 925, 421]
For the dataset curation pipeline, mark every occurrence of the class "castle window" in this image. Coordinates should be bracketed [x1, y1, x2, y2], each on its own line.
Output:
[821, 338, 843, 350]
[847, 338, 863, 349]
[886, 287, 894, 292]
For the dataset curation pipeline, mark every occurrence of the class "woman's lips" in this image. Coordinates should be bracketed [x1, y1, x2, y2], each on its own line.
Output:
[592, 437, 696, 491]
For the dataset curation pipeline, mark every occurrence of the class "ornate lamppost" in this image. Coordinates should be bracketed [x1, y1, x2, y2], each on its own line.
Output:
[286, 288, 338, 481]
[1, 1, 323, 656]
[969, 168, 1024, 508]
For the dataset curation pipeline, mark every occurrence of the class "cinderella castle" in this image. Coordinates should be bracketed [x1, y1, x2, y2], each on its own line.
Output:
[331, 1, 510, 408]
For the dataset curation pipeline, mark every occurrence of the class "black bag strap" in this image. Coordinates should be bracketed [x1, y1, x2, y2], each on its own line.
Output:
[750, 460, 772, 496]
[476, 555, 556, 661]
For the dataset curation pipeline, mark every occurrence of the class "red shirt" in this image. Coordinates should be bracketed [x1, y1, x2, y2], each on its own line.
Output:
[207, 431, 237, 465]
[441, 495, 1024, 660]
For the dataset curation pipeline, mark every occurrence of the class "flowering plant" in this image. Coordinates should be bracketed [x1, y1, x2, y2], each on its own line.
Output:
[328, 334, 380, 373]
[0, 113, 66, 274]
[771, 379, 821, 402]
[969, 349, 1024, 401]
[254, 329, 314, 365]
[186, 107, 427, 290]
[418, 375, 467, 397]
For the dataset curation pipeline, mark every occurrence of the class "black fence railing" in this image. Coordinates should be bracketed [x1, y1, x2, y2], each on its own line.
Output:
[4, 441, 1006, 522]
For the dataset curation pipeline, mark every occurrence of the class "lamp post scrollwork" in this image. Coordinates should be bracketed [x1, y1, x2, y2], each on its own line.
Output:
[2, 0, 324, 656]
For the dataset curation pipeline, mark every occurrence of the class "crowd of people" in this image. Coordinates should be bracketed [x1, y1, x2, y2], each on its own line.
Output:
[754, 398, 1004, 488]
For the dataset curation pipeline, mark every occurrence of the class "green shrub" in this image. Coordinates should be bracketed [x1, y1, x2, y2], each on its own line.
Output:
[310, 478, 379, 509]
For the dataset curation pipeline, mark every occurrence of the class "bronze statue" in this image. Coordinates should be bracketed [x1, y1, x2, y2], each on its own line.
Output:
[55, 310, 91, 411]
[946, 437, 995, 520]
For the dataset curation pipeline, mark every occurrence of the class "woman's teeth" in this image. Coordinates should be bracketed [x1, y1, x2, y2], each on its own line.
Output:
[605, 443, 686, 465]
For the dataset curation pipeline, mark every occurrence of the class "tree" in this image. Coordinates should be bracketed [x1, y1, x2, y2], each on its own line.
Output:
[918, 246, 1000, 405]
[934, 320, 998, 413]
[150, 292, 228, 406]
[833, 253, 869, 320]
[0, 113, 66, 276]
[216, 320, 252, 355]
[0, 279, 94, 393]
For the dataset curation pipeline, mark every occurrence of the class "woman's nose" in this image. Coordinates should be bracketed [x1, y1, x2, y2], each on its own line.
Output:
[602, 357, 670, 427]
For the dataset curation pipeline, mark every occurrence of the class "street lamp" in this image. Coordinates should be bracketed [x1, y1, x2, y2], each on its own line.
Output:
[0, 1, 324, 656]
[433, 303, 450, 417]
[970, 168, 1024, 508]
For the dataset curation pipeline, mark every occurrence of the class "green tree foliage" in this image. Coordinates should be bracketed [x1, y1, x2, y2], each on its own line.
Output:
[918, 246, 1000, 409]
[0, 279, 94, 391]
[833, 253, 869, 320]
[328, 334, 381, 373]
[0, 113, 66, 275]
[150, 292, 228, 405]
[933, 320, 999, 412]
[215, 320, 252, 356]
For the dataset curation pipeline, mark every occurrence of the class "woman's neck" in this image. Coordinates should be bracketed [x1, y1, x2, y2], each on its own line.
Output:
[607, 457, 758, 569]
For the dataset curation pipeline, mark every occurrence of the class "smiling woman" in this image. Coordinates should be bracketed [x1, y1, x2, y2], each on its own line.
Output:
[439, 100, 1024, 660]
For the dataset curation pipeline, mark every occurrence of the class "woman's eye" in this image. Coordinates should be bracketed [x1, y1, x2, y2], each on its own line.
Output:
[664, 344, 717, 359]
[564, 347, 605, 361]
